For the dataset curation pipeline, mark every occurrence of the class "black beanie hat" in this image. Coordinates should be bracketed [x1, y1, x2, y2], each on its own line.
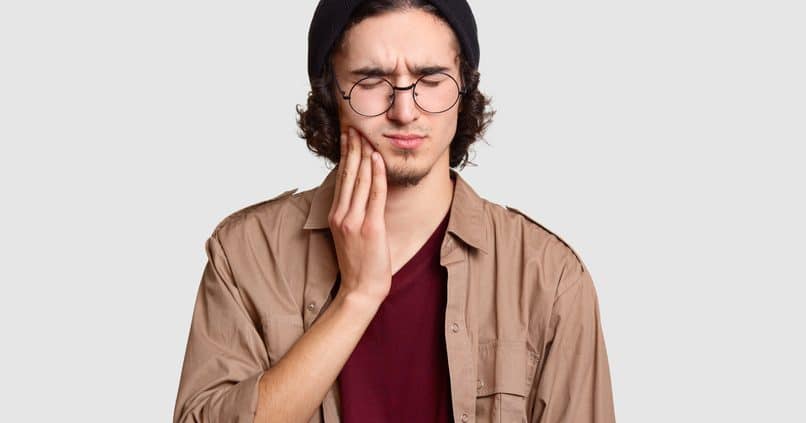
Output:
[307, 0, 479, 83]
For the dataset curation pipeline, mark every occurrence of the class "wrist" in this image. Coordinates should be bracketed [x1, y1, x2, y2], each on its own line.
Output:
[334, 288, 385, 314]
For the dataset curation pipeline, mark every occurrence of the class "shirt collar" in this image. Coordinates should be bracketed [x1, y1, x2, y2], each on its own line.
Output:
[303, 167, 490, 255]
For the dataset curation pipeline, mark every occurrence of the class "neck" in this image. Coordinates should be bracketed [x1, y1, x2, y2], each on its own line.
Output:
[383, 163, 454, 252]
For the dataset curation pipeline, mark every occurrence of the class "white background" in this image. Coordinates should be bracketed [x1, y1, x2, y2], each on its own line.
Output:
[1, 1, 804, 421]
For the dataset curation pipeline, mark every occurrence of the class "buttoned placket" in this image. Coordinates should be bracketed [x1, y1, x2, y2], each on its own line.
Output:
[301, 229, 342, 423]
[440, 234, 477, 423]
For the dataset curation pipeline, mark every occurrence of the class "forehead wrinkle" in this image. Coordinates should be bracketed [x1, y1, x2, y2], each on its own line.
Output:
[365, 59, 446, 74]
[335, 10, 461, 78]
[352, 52, 457, 77]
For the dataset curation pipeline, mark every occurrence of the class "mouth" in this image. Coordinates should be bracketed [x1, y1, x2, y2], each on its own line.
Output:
[384, 134, 426, 149]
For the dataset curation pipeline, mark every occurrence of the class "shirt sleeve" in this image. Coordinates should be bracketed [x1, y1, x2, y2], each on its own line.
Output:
[530, 256, 617, 423]
[173, 233, 270, 423]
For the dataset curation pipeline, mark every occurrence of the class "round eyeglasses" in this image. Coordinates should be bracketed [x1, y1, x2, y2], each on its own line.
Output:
[334, 71, 467, 117]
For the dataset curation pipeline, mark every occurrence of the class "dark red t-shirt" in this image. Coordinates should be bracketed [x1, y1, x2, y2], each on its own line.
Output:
[335, 210, 453, 422]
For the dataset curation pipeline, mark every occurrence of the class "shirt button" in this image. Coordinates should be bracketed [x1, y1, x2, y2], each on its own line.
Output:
[461, 413, 469, 422]
[451, 322, 460, 333]
[307, 302, 316, 312]
[476, 379, 485, 391]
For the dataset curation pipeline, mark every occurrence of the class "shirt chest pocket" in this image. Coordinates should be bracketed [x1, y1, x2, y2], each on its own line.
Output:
[260, 313, 305, 367]
[475, 340, 539, 423]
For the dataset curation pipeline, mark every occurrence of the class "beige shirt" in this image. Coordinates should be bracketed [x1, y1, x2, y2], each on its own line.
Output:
[174, 168, 616, 423]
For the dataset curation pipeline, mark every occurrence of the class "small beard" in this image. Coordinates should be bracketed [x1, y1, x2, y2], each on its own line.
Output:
[384, 159, 431, 187]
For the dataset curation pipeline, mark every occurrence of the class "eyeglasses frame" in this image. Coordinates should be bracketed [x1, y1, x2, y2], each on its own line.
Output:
[332, 70, 468, 117]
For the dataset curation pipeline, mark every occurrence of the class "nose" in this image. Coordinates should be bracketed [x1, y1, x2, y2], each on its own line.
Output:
[386, 80, 420, 123]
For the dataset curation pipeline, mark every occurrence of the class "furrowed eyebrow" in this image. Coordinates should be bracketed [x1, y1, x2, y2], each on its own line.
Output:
[349, 65, 451, 77]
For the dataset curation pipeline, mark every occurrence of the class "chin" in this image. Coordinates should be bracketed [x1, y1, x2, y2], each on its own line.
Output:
[384, 160, 434, 188]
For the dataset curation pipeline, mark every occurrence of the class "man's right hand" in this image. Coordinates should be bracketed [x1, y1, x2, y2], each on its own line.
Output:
[328, 126, 392, 304]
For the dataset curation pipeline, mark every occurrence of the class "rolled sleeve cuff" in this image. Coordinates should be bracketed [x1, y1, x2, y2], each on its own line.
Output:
[212, 370, 265, 422]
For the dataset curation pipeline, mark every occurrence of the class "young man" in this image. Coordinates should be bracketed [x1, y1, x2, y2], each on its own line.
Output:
[173, 1, 616, 422]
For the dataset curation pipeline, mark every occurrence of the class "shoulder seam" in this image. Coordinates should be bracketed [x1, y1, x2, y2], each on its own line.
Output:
[504, 205, 586, 271]
[212, 188, 298, 235]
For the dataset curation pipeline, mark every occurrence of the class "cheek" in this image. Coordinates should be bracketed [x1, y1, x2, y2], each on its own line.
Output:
[336, 109, 359, 136]
[336, 115, 382, 148]
[335, 103, 350, 128]
[436, 113, 460, 141]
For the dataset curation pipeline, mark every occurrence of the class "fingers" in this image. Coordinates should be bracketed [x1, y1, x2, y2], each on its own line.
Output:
[331, 128, 362, 221]
[328, 126, 386, 230]
[347, 132, 374, 222]
[365, 147, 387, 224]
[330, 132, 346, 211]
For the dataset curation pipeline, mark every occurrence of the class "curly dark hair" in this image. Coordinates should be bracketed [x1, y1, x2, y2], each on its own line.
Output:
[296, 0, 495, 170]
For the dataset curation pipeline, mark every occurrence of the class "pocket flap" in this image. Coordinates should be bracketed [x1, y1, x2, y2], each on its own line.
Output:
[476, 340, 530, 397]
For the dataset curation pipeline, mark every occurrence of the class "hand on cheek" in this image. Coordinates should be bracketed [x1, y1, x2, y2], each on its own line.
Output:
[342, 126, 378, 153]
